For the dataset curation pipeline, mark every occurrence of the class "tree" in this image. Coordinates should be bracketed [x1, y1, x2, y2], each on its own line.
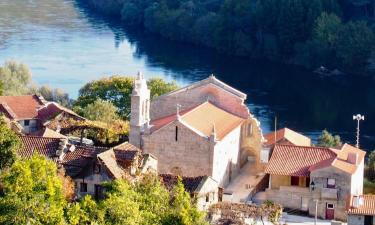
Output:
[0, 155, 66, 224]
[66, 195, 103, 225]
[82, 99, 119, 123]
[0, 60, 32, 96]
[0, 117, 21, 170]
[164, 177, 208, 225]
[0, 81, 3, 95]
[313, 12, 341, 48]
[32, 85, 72, 107]
[336, 21, 375, 70]
[317, 129, 342, 147]
[74, 76, 178, 119]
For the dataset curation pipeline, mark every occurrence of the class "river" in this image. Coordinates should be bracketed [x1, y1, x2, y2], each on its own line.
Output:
[0, 0, 374, 150]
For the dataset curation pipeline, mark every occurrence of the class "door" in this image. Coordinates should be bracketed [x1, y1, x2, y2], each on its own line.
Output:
[94, 184, 103, 200]
[364, 215, 373, 225]
[326, 203, 335, 220]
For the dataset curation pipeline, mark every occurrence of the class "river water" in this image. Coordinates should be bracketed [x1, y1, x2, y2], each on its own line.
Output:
[0, 0, 374, 150]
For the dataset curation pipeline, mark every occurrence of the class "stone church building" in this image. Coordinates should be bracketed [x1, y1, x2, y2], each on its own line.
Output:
[129, 73, 263, 186]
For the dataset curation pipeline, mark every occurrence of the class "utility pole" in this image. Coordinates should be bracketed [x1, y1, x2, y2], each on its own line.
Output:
[353, 114, 365, 148]
[314, 199, 318, 225]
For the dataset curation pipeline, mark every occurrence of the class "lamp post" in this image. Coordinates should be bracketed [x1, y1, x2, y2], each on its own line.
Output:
[353, 114, 365, 148]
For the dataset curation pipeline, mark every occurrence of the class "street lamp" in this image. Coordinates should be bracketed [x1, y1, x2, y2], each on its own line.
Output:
[353, 114, 365, 148]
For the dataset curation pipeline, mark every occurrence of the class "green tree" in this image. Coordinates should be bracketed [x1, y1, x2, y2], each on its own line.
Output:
[336, 21, 375, 70]
[74, 76, 178, 119]
[368, 150, 375, 170]
[0, 81, 3, 95]
[66, 195, 103, 225]
[32, 85, 72, 107]
[0, 117, 21, 170]
[0, 155, 66, 225]
[317, 129, 342, 147]
[164, 177, 208, 225]
[82, 99, 119, 123]
[0, 60, 32, 96]
[313, 13, 342, 48]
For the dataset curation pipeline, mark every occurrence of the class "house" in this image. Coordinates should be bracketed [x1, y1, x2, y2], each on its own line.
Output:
[0, 95, 83, 134]
[347, 195, 375, 225]
[129, 73, 264, 186]
[263, 144, 366, 221]
[17, 135, 157, 199]
[160, 174, 220, 210]
[263, 127, 312, 147]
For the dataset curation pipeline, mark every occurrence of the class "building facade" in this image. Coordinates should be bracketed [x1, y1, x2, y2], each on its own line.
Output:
[129, 74, 264, 186]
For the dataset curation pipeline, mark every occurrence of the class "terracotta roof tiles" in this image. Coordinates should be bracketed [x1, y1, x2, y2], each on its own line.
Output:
[0, 95, 44, 120]
[264, 128, 311, 146]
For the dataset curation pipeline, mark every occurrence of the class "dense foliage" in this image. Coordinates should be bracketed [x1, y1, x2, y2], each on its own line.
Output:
[0, 156, 208, 225]
[74, 76, 178, 119]
[86, 0, 375, 74]
[0, 60, 71, 106]
[0, 117, 21, 170]
[316, 129, 342, 147]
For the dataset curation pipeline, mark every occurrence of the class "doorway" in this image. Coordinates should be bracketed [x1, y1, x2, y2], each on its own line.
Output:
[325, 203, 335, 220]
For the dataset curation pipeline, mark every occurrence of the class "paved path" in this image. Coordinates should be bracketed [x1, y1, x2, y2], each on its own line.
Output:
[224, 162, 265, 203]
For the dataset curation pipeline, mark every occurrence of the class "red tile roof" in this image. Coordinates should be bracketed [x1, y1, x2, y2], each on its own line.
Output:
[264, 128, 311, 146]
[265, 145, 337, 177]
[18, 135, 63, 159]
[0, 95, 44, 120]
[348, 195, 375, 215]
[159, 174, 206, 194]
[266, 144, 366, 177]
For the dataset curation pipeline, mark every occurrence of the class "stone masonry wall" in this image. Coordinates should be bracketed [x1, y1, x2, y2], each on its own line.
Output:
[142, 120, 213, 177]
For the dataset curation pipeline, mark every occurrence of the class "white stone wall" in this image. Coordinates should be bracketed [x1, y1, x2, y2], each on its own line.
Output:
[196, 177, 219, 211]
[19, 119, 38, 134]
[351, 159, 364, 196]
[348, 215, 365, 225]
[212, 126, 241, 186]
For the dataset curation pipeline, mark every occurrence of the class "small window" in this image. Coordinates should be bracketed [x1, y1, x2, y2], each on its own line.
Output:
[206, 193, 210, 202]
[175, 126, 178, 141]
[24, 120, 30, 126]
[93, 163, 101, 174]
[327, 178, 336, 188]
[246, 124, 253, 137]
[80, 182, 87, 192]
[327, 203, 334, 209]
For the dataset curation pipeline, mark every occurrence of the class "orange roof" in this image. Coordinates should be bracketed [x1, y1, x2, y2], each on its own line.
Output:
[150, 102, 244, 140]
[265, 145, 336, 177]
[0, 95, 44, 120]
[348, 195, 375, 215]
[264, 128, 311, 146]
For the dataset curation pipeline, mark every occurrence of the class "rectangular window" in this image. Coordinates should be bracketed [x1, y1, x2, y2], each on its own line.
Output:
[246, 124, 253, 137]
[93, 163, 101, 174]
[80, 182, 87, 192]
[291, 176, 299, 186]
[175, 126, 178, 141]
[24, 120, 30, 126]
[327, 178, 336, 188]
[206, 193, 210, 202]
[327, 203, 334, 209]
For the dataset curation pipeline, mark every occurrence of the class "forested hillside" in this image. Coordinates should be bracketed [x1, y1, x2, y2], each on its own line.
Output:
[84, 0, 375, 75]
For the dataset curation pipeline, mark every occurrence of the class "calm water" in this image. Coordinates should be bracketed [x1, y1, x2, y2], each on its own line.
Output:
[1, 0, 374, 150]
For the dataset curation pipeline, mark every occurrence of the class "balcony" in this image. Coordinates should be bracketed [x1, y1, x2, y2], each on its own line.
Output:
[321, 187, 338, 200]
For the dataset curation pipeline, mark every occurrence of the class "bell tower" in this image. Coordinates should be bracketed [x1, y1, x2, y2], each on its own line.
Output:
[129, 72, 150, 148]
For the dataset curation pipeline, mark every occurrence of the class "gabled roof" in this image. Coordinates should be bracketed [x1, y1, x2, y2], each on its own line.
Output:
[266, 144, 366, 177]
[0, 95, 44, 120]
[154, 75, 247, 100]
[264, 128, 311, 146]
[97, 149, 126, 179]
[31, 127, 67, 138]
[159, 174, 207, 194]
[150, 101, 244, 140]
[265, 145, 336, 177]
[348, 195, 375, 215]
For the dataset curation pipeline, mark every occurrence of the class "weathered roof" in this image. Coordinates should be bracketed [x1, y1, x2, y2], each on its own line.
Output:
[265, 145, 337, 177]
[266, 144, 366, 177]
[18, 135, 63, 159]
[348, 195, 375, 215]
[97, 149, 126, 179]
[113, 142, 141, 161]
[159, 174, 206, 194]
[150, 102, 244, 140]
[264, 128, 311, 146]
[0, 95, 44, 120]
[31, 127, 67, 138]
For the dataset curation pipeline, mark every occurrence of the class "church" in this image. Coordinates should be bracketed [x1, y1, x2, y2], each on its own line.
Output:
[129, 73, 263, 186]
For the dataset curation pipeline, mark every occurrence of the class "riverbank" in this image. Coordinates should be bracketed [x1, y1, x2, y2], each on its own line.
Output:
[81, 0, 375, 76]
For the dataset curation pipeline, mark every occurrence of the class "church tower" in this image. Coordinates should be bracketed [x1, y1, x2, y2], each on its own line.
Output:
[129, 72, 150, 148]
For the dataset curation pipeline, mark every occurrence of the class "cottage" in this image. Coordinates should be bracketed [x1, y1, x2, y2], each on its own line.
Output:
[17, 135, 157, 199]
[129, 73, 264, 186]
[160, 174, 220, 210]
[0, 95, 83, 134]
[347, 195, 375, 225]
[262, 144, 365, 221]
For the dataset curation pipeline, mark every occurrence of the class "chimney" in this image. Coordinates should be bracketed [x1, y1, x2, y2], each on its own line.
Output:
[347, 152, 359, 165]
